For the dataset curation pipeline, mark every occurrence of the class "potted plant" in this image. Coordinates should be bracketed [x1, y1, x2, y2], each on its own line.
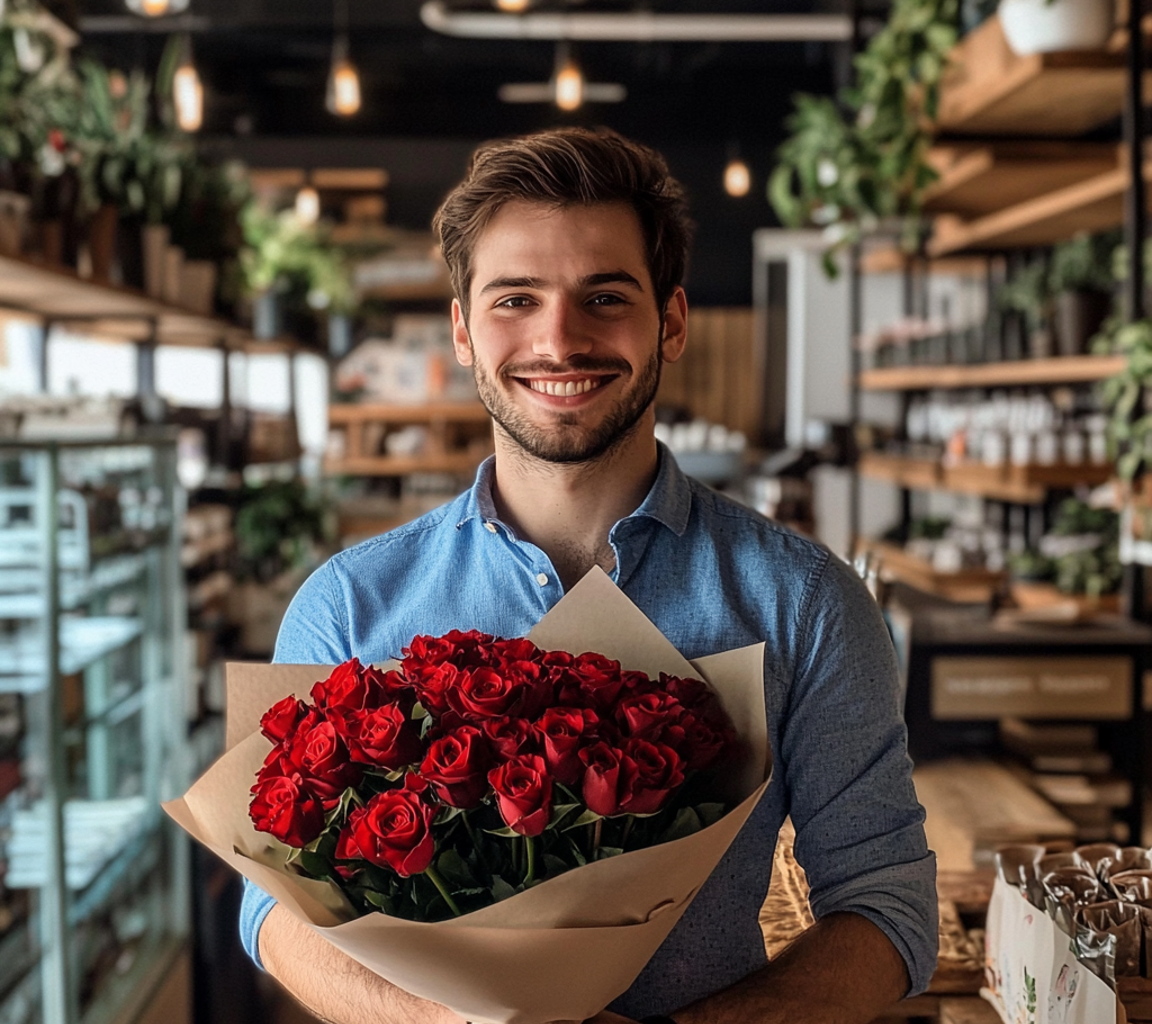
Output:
[769, 0, 958, 273]
[1047, 231, 1115, 357]
[998, 0, 1114, 57]
[998, 260, 1051, 359]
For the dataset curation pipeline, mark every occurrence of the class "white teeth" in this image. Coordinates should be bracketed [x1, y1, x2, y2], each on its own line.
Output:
[529, 378, 597, 396]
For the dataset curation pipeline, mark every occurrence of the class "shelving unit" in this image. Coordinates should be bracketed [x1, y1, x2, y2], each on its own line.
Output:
[858, 354, 1126, 391]
[0, 438, 188, 1024]
[325, 402, 492, 478]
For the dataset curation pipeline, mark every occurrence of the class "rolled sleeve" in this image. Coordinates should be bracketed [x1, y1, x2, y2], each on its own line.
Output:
[784, 554, 938, 994]
[240, 878, 277, 969]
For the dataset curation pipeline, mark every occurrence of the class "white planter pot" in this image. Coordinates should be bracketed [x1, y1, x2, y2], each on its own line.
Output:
[998, 0, 1114, 55]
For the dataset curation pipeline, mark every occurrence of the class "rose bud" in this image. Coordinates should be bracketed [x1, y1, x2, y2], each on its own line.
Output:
[260, 695, 308, 743]
[341, 704, 423, 770]
[419, 726, 490, 808]
[615, 691, 685, 741]
[335, 787, 436, 877]
[249, 775, 324, 848]
[619, 738, 684, 815]
[488, 754, 553, 837]
[447, 666, 526, 722]
[311, 658, 374, 713]
[579, 741, 636, 818]
[482, 716, 538, 761]
[287, 716, 362, 809]
[536, 707, 599, 787]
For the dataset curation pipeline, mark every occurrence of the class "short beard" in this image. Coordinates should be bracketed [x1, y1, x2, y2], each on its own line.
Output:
[471, 336, 663, 465]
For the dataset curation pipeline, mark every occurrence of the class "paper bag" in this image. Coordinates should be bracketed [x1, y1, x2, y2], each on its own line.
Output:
[164, 568, 773, 1024]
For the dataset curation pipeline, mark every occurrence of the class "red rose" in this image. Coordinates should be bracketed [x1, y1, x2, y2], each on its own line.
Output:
[488, 754, 552, 837]
[481, 716, 537, 760]
[260, 694, 307, 743]
[489, 637, 540, 665]
[615, 691, 685, 741]
[335, 784, 436, 877]
[536, 706, 599, 786]
[554, 652, 623, 709]
[580, 741, 634, 817]
[339, 704, 423, 770]
[249, 775, 324, 847]
[311, 658, 390, 713]
[419, 727, 490, 808]
[413, 661, 464, 716]
[274, 712, 361, 809]
[447, 666, 529, 722]
[620, 738, 684, 814]
[675, 712, 734, 771]
[659, 673, 713, 711]
[404, 629, 493, 675]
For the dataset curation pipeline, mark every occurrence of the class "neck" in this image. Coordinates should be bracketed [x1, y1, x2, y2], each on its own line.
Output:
[489, 416, 659, 590]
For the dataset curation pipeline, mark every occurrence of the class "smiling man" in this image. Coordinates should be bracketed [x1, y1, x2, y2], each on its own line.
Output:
[244, 127, 937, 1024]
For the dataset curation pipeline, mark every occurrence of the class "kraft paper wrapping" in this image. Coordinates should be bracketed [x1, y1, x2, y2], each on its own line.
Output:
[164, 567, 772, 1024]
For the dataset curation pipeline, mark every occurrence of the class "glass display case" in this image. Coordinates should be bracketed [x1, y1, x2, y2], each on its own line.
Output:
[0, 438, 188, 1024]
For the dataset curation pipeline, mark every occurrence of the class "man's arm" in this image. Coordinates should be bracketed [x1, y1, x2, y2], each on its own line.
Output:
[258, 904, 467, 1024]
[592, 912, 907, 1024]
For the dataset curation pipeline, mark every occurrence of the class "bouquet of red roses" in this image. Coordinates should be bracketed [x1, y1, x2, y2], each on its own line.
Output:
[249, 632, 736, 922]
[165, 569, 771, 1024]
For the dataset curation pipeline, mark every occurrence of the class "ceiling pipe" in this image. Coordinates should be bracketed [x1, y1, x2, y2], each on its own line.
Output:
[420, 2, 853, 42]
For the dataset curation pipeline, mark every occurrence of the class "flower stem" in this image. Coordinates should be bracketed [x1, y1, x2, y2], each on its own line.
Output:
[462, 813, 491, 881]
[425, 864, 462, 918]
[621, 815, 634, 851]
[523, 835, 536, 885]
[592, 818, 603, 860]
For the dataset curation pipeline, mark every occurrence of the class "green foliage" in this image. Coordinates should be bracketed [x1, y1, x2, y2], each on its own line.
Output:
[234, 479, 330, 581]
[1048, 231, 1117, 295]
[1099, 318, 1152, 480]
[999, 261, 1050, 331]
[240, 204, 355, 313]
[1046, 498, 1121, 598]
[769, 0, 958, 271]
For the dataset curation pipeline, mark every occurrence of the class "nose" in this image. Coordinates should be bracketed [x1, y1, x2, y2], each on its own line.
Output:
[530, 298, 594, 363]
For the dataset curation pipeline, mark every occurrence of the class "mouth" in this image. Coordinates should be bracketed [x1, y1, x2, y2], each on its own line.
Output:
[516, 375, 615, 397]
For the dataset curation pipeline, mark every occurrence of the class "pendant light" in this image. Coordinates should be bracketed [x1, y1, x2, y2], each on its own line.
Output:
[125, 0, 190, 16]
[723, 158, 751, 198]
[494, 0, 530, 10]
[326, 0, 361, 117]
[295, 185, 320, 225]
[553, 43, 583, 112]
[173, 34, 203, 132]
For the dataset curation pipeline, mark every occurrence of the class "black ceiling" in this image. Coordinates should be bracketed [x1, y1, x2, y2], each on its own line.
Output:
[63, 1, 856, 304]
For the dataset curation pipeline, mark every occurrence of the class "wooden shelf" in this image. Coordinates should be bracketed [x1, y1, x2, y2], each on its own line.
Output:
[858, 355, 1125, 391]
[328, 402, 490, 424]
[860, 450, 1112, 503]
[0, 254, 309, 353]
[857, 540, 1005, 602]
[936, 14, 1143, 136]
[859, 246, 987, 277]
[926, 156, 1148, 254]
[923, 142, 1119, 219]
[324, 452, 486, 476]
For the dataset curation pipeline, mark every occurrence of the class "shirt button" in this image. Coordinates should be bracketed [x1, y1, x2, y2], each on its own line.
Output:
[536, 573, 549, 586]
[484, 522, 498, 534]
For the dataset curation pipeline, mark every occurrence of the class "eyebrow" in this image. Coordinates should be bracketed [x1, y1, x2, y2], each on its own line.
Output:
[477, 270, 645, 295]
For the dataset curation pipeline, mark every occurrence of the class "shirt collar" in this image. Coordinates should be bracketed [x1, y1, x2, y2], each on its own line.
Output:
[456, 442, 691, 538]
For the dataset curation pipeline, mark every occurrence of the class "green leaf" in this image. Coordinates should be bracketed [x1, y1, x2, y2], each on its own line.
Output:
[694, 802, 727, 828]
[437, 848, 477, 888]
[485, 825, 521, 839]
[490, 876, 517, 902]
[594, 846, 624, 861]
[658, 807, 704, 843]
[561, 808, 603, 831]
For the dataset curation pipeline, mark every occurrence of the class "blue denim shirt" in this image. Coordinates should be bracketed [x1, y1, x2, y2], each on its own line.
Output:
[242, 446, 937, 1015]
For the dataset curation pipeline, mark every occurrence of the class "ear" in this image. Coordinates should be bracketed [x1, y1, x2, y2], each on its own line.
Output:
[451, 299, 473, 367]
[660, 286, 688, 364]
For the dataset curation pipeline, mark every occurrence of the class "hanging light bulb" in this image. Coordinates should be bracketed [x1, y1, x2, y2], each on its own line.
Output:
[125, 0, 190, 16]
[553, 45, 584, 112]
[173, 36, 203, 132]
[724, 158, 751, 198]
[494, 0, 531, 10]
[326, 0, 361, 117]
[295, 186, 320, 225]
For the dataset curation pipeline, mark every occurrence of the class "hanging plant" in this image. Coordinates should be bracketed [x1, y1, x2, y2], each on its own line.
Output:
[1100, 319, 1152, 482]
[769, 0, 958, 274]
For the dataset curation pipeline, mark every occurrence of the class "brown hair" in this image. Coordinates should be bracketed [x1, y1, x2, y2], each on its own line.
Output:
[434, 127, 693, 319]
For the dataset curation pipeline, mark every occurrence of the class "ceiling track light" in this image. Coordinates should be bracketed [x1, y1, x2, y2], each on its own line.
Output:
[553, 43, 582, 111]
[326, 0, 361, 116]
[493, 0, 531, 10]
[724, 147, 751, 198]
[125, 0, 190, 16]
[172, 33, 203, 132]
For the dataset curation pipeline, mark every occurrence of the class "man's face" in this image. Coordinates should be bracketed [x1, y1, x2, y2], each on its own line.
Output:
[451, 200, 686, 464]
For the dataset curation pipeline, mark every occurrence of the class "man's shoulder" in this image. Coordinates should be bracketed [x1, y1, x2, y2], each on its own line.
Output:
[327, 491, 470, 572]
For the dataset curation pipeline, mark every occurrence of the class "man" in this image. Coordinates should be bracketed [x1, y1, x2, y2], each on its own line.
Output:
[242, 127, 937, 1024]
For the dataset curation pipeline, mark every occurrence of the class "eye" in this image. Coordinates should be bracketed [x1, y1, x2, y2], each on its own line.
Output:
[494, 295, 534, 309]
[587, 293, 628, 307]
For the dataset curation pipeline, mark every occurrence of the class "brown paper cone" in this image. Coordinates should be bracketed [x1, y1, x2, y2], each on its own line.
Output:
[164, 568, 772, 1024]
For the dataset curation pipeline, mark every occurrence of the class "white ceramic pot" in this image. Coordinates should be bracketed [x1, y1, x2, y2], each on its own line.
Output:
[998, 0, 1114, 55]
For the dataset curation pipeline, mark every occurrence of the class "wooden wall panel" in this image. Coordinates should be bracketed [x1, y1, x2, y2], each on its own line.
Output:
[658, 307, 761, 441]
